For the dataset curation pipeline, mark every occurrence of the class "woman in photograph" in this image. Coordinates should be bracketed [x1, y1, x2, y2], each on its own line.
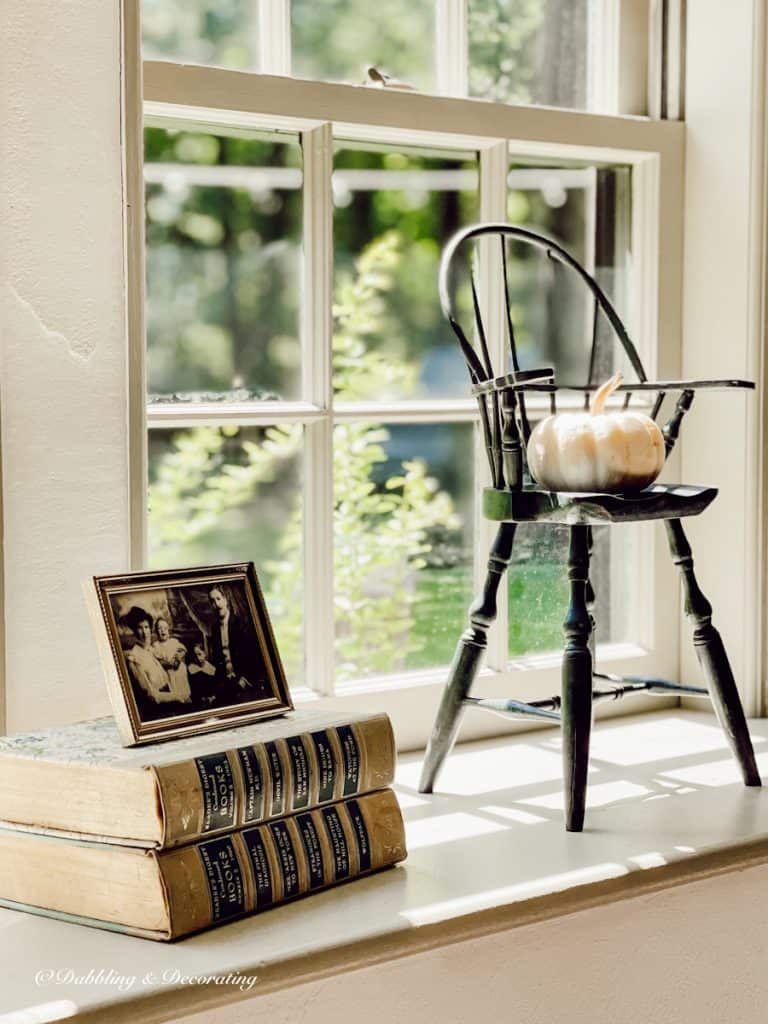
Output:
[123, 607, 178, 717]
[151, 616, 191, 705]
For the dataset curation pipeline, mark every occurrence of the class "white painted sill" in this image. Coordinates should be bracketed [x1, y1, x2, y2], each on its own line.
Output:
[2, 707, 768, 1024]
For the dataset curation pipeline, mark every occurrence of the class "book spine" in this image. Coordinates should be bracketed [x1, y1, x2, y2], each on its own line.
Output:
[160, 789, 406, 939]
[153, 715, 396, 848]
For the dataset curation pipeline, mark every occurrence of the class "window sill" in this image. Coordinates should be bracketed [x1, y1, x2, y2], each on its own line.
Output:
[2, 708, 768, 1023]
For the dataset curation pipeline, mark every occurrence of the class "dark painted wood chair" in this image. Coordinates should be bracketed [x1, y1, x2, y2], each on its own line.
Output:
[418, 222, 761, 831]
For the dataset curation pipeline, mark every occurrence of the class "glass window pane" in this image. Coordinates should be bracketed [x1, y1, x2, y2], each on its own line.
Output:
[334, 422, 473, 681]
[145, 127, 302, 402]
[504, 163, 632, 385]
[292, 0, 435, 90]
[333, 145, 478, 401]
[147, 425, 304, 684]
[508, 525, 633, 656]
[142, 0, 258, 69]
[469, 0, 590, 110]
[499, 163, 634, 657]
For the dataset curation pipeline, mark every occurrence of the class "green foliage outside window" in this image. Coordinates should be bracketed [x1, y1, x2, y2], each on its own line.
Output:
[149, 232, 464, 682]
[468, 0, 587, 108]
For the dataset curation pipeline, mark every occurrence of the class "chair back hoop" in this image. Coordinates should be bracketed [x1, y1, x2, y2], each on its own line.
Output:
[438, 222, 648, 385]
[438, 223, 650, 493]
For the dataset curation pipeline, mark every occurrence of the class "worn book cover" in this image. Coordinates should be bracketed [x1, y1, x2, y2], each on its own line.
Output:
[0, 789, 407, 940]
[0, 709, 395, 847]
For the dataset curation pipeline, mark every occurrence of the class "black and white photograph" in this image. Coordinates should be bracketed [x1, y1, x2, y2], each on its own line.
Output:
[90, 563, 293, 744]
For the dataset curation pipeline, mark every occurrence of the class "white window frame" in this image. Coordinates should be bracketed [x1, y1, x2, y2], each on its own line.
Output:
[123, 1, 709, 749]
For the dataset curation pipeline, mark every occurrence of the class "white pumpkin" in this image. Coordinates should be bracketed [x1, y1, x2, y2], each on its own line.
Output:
[526, 372, 665, 493]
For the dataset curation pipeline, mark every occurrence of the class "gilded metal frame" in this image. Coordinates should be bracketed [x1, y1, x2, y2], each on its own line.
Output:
[90, 562, 293, 746]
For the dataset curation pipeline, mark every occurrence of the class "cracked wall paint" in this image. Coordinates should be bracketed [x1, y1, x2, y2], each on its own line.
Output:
[5, 283, 95, 364]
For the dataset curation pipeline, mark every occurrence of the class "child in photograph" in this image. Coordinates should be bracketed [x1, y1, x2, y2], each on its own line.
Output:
[187, 637, 218, 708]
[151, 617, 191, 705]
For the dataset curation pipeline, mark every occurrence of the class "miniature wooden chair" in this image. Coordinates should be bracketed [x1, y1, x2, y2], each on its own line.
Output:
[418, 222, 761, 831]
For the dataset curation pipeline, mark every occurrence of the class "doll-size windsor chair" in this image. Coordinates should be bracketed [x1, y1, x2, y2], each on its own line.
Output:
[418, 222, 761, 831]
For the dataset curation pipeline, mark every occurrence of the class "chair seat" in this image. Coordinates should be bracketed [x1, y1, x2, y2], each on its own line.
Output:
[482, 483, 718, 525]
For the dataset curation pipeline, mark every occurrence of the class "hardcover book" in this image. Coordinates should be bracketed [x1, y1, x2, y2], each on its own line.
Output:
[0, 709, 395, 848]
[0, 789, 407, 940]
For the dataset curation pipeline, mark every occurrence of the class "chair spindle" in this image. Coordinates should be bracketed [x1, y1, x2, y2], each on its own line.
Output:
[586, 296, 600, 386]
[500, 388, 523, 490]
[500, 238, 532, 447]
[650, 391, 666, 421]
[470, 263, 504, 487]
[662, 389, 695, 457]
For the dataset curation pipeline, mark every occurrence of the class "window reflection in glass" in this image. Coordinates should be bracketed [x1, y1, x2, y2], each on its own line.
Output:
[144, 127, 303, 402]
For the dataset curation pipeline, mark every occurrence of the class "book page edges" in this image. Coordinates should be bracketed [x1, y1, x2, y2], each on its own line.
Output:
[0, 899, 170, 940]
[0, 832, 170, 934]
[0, 756, 162, 845]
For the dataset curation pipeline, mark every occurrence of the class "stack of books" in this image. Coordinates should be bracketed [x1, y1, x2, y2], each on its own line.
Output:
[0, 709, 406, 940]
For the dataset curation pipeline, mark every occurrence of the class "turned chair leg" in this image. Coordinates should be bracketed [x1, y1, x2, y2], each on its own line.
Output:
[665, 519, 761, 787]
[562, 525, 594, 831]
[419, 523, 517, 794]
[586, 526, 597, 662]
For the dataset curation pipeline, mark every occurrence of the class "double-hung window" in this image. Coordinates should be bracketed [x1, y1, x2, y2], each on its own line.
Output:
[127, 1, 687, 745]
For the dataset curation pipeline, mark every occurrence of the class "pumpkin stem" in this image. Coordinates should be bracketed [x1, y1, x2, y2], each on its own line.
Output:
[589, 371, 624, 416]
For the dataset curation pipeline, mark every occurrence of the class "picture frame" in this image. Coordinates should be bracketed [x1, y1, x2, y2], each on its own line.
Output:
[87, 563, 294, 746]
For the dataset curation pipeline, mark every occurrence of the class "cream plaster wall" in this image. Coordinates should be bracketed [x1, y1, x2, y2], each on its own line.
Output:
[679, 0, 767, 715]
[176, 861, 768, 1024]
[0, 2, 129, 730]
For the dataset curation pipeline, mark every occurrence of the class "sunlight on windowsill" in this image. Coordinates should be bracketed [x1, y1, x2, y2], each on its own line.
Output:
[394, 709, 768, 925]
[2, 709, 768, 1022]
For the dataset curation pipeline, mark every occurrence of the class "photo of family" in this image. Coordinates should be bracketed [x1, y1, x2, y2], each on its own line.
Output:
[90, 564, 293, 744]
